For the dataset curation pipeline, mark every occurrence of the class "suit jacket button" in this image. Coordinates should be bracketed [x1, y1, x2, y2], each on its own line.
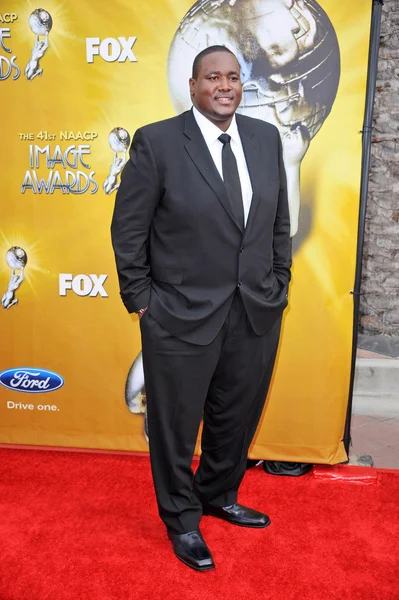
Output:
[240, 247, 244, 253]
[237, 281, 242, 287]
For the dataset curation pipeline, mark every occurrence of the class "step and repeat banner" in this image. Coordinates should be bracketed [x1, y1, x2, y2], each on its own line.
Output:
[0, 0, 371, 462]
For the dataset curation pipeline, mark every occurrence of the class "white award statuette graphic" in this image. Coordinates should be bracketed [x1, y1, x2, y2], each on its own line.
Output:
[25, 8, 53, 81]
[1, 247, 27, 310]
[103, 127, 131, 195]
[125, 352, 149, 442]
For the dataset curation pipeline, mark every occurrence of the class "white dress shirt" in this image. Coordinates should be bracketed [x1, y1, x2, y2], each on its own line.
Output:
[192, 106, 253, 226]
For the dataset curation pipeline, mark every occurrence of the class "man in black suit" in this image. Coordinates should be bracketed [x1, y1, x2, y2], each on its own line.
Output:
[111, 45, 291, 572]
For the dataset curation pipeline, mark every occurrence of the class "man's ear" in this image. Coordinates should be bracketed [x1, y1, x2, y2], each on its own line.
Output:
[189, 77, 196, 97]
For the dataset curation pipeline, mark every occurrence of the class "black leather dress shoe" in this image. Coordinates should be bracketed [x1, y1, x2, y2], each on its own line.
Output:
[203, 503, 271, 528]
[167, 529, 215, 572]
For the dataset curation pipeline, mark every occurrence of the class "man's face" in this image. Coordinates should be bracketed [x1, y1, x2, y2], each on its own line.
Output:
[189, 51, 243, 130]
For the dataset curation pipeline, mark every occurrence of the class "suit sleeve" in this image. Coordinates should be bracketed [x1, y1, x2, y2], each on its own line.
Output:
[110, 127, 160, 313]
[273, 130, 292, 287]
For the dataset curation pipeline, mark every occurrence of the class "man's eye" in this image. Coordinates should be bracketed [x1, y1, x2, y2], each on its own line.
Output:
[210, 76, 218, 81]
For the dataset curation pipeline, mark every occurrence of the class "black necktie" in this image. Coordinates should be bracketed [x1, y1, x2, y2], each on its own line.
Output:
[218, 133, 244, 229]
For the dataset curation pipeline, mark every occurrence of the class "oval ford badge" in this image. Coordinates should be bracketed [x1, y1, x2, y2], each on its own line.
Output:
[0, 368, 64, 394]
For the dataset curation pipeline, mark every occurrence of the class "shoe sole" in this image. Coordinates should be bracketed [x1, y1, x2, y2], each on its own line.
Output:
[174, 553, 215, 572]
[204, 514, 271, 529]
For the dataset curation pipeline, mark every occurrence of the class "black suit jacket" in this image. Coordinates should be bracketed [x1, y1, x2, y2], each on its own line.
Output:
[111, 109, 291, 345]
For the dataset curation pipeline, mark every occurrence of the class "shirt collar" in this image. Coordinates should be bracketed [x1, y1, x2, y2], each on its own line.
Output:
[192, 106, 240, 146]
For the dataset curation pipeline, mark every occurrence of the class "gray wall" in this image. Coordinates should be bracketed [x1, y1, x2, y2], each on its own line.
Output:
[360, 0, 399, 336]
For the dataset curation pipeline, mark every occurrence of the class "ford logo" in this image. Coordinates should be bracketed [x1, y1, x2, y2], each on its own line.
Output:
[0, 368, 64, 394]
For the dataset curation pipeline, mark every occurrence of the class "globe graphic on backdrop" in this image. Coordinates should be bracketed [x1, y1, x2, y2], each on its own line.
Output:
[108, 127, 131, 153]
[168, 0, 340, 140]
[29, 9, 53, 36]
[6, 247, 28, 270]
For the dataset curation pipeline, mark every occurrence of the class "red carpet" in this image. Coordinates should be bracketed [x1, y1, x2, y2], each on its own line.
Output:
[0, 449, 398, 600]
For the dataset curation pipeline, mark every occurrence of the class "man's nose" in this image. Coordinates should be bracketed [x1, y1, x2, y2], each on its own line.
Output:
[218, 77, 232, 91]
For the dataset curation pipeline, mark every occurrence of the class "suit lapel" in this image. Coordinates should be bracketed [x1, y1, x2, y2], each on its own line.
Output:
[236, 115, 261, 243]
[183, 110, 243, 233]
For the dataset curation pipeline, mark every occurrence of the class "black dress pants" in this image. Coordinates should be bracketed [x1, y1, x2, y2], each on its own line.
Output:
[140, 291, 282, 534]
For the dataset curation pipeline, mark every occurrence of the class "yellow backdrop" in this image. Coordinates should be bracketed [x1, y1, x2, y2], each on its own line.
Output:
[0, 0, 371, 463]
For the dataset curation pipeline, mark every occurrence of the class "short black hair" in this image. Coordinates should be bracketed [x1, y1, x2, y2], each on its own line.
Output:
[192, 45, 237, 79]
